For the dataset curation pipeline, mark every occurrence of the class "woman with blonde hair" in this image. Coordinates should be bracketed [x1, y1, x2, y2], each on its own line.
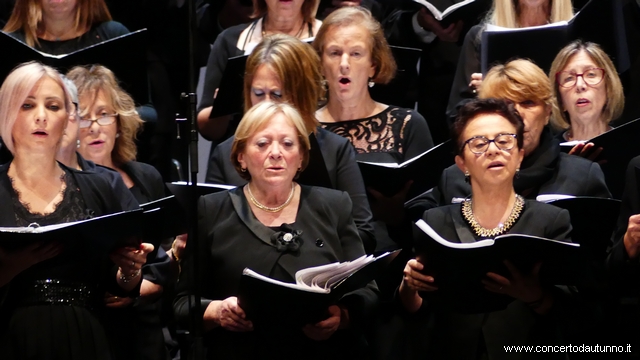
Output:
[0, 62, 153, 359]
[446, 0, 574, 120]
[3, 0, 128, 55]
[206, 33, 376, 253]
[549, 40, 625, 142]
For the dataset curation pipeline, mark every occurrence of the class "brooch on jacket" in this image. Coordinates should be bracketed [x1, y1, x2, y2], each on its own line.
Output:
[270, 224, 303, 253]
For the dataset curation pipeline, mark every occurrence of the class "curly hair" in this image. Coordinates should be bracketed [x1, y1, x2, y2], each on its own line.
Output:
[66, 65, 143, 166]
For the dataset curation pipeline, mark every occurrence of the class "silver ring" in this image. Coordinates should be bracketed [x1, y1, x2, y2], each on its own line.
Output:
[131, 261, 135, 267]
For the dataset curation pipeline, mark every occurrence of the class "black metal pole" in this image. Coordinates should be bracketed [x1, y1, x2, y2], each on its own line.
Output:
[182, 0, 204, 358]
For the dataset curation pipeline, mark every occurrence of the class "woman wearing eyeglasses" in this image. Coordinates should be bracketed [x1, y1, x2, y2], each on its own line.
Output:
[550, 40, 625, 144]
[400, 98, 574, 359]
[66, 65, 173, 360]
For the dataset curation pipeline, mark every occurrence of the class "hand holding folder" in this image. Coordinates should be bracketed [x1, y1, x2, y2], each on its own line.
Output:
[237, 250, 399, 329]
[412, 220, 581, 313]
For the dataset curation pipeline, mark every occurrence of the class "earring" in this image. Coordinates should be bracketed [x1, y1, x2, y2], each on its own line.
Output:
[368, 79, 375, 88]
[241, 167, 247, 172]
[464, 171, 470, 184]
[115, 133, 120, 138]
[515, 168, 520, 179]
[297, 166, 302, 172]
[320, 79, 328, 102]
[76, 139, 80, 148]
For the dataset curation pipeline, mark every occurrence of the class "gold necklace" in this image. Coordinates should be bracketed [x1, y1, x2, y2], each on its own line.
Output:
[246, 183, 295, 213]
[462, 194, 524, 238]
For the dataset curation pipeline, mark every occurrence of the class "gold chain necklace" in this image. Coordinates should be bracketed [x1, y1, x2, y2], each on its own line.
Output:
[461, 194, 524, 238]
[246, 183, 295, 213]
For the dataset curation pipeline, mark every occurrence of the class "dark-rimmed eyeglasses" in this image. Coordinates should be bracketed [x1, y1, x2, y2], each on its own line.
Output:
[463, 134, 517, 154]
[556, 68, 605, 88]
[79, 114, 118, 129]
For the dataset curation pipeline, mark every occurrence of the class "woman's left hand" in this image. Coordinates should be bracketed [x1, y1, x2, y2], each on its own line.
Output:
[104, 292, 134, 308]
[568, 142, 605, 164]
[482, 260, 543, 303]
[302, 305, 347, 341]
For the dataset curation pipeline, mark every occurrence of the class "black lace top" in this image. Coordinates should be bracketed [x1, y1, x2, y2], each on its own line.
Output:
[8, 171, 89, 227]
[320, 106, 434, 163]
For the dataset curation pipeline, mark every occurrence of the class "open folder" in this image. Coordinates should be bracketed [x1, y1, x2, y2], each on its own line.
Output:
[237, 250, 400, 329]
[480, 0, 629, 73]
[560, 118, 640, 198]
[0, 209, 143, 253]
[410, 0, 491, 27]
[138, 182, 235, 239]
[0, 30, 149, 104]
[357, 140, 454, 198]
[413, 220, 581, 313]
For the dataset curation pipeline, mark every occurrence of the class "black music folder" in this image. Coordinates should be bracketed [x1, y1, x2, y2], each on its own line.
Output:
[480, 0, 629, 73]
[209, 54, 247, 118]
[357, 140, 454, 198]
[560, 118, 640, 198]
[369, 45, 421, 109]
[537, 195, 620, 262]
[141, 183, 235, 237]
[413, 219, 582, 313]
[0, 29, 149, 104]
[411, 0, 490, 27]
[0, 209, 143, 253]
[237, 250, 399, 329]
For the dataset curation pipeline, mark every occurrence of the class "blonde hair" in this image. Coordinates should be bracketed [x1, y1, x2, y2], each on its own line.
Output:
[231, 101, 311, 181]
[244, 34, 322, 133]
[251, 0, 319, 25]
[66, 65, 143, 166]
[313, 6, 396, 84]
[0, 61, 72, 154]
[488, 0, 573, 28]
[548, 40, 625, 130]
[3, 0, 112, 48]
[479, 59, 553, 107]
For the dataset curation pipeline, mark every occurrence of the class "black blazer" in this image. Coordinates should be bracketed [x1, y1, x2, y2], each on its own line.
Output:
[205, 127, 377, 253]
[174, 185, 378, 359]
[415, 201, 575, 359]
[407, 143, 611, 221]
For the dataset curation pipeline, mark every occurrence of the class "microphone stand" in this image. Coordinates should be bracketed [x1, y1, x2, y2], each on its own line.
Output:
[180, 0, 204, 358]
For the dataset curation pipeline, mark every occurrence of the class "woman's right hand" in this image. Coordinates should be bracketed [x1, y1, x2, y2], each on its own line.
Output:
[469, 73, 483, 94]
[205, 297, 253, 332]
[624, 214, 640, 259]
[401, 258, 438, 293]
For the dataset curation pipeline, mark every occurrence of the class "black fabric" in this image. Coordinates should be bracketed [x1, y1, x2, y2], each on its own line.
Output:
[7, 21, 129, 56]
[446, 24, 483, 123]
[77, 153, 138, 211]
[102, 160, 170, 360]
[0, 162, 132, 360]
[406, 127, 612, 221]
[415, 201, 576, 359]
[205, 127, 376, 253]
[173, 185, 378, 359]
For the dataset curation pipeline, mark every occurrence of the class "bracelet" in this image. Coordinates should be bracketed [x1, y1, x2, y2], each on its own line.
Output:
[118, 268, 141, 283]
[171, 239, 181, 262]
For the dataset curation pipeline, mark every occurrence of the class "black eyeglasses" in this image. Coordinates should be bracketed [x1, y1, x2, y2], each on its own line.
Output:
[463, 134, 517, 154]
[556, 67, 605, 88]
[79, 114, 118, 129]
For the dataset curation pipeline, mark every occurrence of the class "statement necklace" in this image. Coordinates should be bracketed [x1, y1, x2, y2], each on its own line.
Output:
[462, 194, 524, 238]
[247, 183, 295, 213]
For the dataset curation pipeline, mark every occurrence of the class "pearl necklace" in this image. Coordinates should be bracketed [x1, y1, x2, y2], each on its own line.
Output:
[461, 194, 524, 238]
[246, 183, 295, 213]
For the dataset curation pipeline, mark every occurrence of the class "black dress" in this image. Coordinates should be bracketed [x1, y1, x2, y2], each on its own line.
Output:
[0, 169, 119, 360]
